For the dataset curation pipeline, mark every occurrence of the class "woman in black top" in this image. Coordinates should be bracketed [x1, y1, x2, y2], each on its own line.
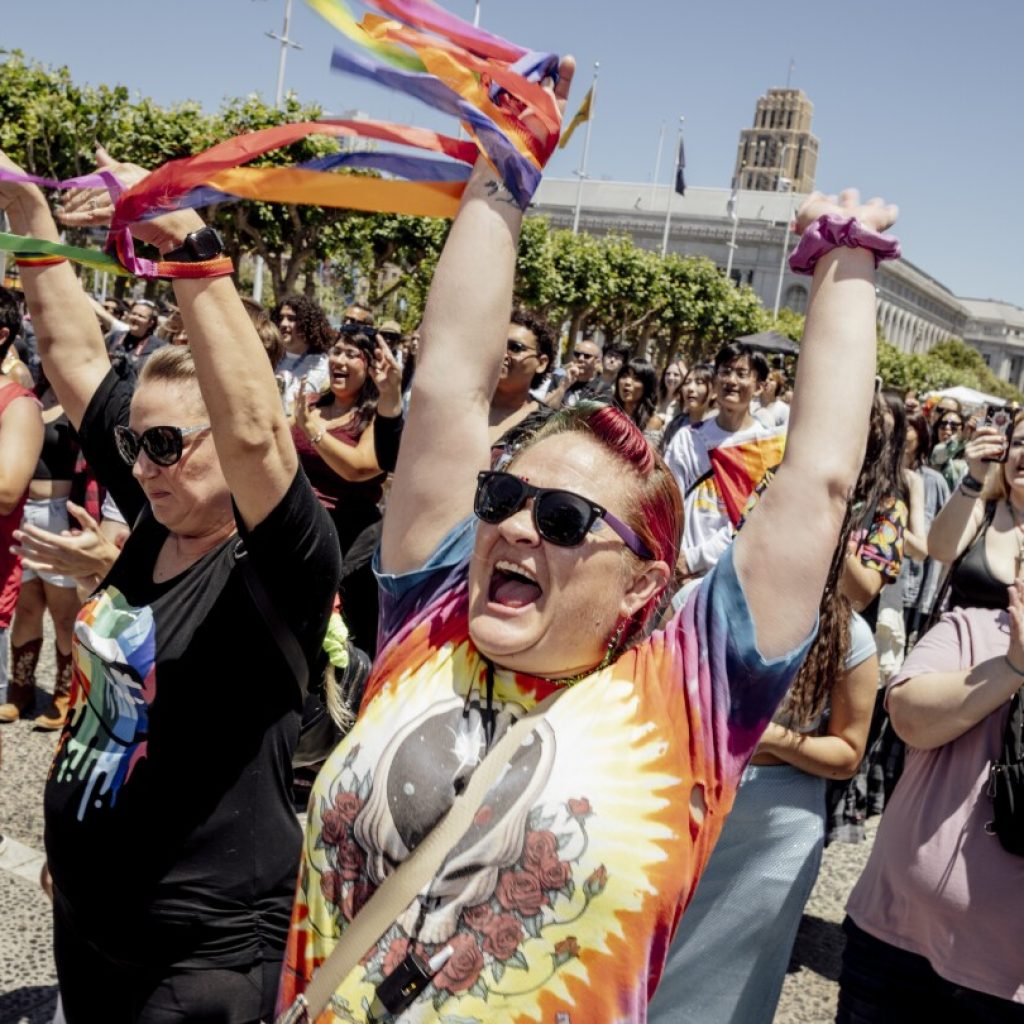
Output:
[928, 409, 1024, 613]
[1, 373, 82, 730]
[0, 151, 340, 1023]
[291, 322, 404, 655]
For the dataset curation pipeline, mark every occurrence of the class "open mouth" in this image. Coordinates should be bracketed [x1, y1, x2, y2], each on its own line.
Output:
[488, 559, 543, 609]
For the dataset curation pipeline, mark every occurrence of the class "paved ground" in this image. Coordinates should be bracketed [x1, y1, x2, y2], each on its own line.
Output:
[0, 629, 877, 1023]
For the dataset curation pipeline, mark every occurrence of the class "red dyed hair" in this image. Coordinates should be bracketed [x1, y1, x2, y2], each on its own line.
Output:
[515, 402, 682, 640]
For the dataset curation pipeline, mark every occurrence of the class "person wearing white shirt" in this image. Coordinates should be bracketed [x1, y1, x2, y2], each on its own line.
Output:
[664, 343, 772, 576]
[271, 294, 334, 415]
[753, 368, 791, 429]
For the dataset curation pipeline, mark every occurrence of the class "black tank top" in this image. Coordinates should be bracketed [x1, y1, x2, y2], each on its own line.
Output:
[33, 412, 79, 482]
[948, 503, 1009, 611]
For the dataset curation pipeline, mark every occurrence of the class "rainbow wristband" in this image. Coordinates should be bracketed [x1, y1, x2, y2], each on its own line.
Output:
[14, 254, 68, 268]
[154, 256, 235, 280]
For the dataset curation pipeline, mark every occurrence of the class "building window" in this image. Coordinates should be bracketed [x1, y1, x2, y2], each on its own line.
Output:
[783, 283, 809, 314]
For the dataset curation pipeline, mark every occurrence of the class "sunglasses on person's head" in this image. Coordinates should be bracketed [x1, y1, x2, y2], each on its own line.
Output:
[507, 339, 538, 355]
[339, 320, 375, 340]
[474, 471, 654, 559]
[114, 424, 210, 467]
[342, 315, 373, 328]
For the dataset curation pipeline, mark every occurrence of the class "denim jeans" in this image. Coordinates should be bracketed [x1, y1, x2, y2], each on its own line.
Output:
[837, 917, 1024, 1023]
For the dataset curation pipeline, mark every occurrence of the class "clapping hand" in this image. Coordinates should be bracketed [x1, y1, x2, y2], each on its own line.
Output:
[294, 378, 325, 440]
[11, 501, 120, 585]
[371, 336, 403, 417]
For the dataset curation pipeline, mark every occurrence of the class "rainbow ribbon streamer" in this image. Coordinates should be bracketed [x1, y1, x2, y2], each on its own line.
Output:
[0, 0, 562, 278]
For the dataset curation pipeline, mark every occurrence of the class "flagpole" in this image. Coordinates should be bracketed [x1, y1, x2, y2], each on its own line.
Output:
[660, 116, 684, 257]
[725, 177, 740, 281]
[649, 120, 666, 207]
[772, 143, 794, 319]
[571, 62, 599, 236]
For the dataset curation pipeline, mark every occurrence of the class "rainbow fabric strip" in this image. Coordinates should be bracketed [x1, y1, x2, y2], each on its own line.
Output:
[0, 0, 561, 279]
[709, 430, 788, 526]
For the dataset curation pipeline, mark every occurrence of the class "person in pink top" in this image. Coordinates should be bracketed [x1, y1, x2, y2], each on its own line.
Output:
[840, 591, 1024, 1021]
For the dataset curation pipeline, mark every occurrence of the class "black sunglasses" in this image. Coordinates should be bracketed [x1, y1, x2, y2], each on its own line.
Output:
[342, 315, 374, 328]
[114, 424, 210, 467]
[938, 418, 963, 429]
[339, 320, 376, 341]
[474, 471, 654, 559]
[507, 339, 538, 355]
[379, 330, 402, 345]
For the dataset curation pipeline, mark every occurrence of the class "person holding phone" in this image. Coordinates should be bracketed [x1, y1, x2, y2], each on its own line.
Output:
[927, 410, 1024, 613]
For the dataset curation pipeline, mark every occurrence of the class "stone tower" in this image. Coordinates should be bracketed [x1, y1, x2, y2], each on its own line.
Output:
[734, 88, 818, 192]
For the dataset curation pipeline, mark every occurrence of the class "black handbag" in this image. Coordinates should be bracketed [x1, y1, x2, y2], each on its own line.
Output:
[986, 687, 1024, 857]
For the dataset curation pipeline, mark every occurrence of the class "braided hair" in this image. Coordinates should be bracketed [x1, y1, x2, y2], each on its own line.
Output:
[778, 392, 897, 727]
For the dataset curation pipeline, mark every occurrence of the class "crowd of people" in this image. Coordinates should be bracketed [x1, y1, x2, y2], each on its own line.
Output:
[0, 61, 1021, 1024]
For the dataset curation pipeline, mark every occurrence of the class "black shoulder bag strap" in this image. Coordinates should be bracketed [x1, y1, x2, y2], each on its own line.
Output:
[233, 540, 309, 693]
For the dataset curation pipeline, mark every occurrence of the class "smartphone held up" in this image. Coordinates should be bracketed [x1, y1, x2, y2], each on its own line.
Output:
[982, 403, 1019, 463]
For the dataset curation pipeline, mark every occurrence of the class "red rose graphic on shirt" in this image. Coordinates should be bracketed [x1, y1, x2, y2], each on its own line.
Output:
[433, 933, 484, 993]
[481, 913, 524, 961]
[496, 869, 549, 917]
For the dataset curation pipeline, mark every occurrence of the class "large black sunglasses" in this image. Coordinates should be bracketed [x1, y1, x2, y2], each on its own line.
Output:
[114, 424, 210, 467]
[474, 471, 654, 559]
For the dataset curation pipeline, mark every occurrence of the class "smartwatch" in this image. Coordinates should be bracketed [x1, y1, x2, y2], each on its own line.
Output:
[162, 227, 226, 263]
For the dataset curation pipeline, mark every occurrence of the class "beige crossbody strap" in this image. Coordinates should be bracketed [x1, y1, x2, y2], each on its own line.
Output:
[279, 687, 566, 1024]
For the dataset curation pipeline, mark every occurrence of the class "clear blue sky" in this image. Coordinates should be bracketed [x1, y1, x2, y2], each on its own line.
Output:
[6, 0, 1024, 307]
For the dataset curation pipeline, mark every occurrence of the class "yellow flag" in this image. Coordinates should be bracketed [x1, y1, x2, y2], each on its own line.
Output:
[558, 86, 594, 149]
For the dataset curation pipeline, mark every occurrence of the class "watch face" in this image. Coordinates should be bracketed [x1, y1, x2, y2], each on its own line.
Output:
[191, 228, 224, 261]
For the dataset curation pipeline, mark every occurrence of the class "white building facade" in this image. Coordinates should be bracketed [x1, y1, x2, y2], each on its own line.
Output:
[531, 179, 1024, 384]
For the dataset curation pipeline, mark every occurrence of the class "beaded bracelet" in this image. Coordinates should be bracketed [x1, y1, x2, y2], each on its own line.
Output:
[789, 214, 901, 276]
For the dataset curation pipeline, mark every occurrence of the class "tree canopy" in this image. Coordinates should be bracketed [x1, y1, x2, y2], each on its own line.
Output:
[6, 47, 1014, 398]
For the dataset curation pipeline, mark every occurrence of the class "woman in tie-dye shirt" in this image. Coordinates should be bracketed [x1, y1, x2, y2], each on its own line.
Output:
[278, 61, 899, 1024]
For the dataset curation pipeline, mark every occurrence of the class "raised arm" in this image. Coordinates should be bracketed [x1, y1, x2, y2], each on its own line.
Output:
[926, 425, 999, 563]
[381, 59, 574, 574]
[58, 152, 296, 530]
[734, 191, 897, 658]
[0, 153, 111, 430]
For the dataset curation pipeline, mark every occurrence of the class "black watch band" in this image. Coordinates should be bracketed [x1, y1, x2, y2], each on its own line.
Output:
[162, 226, 225, 263]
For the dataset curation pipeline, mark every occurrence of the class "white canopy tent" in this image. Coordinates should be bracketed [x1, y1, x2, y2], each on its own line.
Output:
[924, 385, 1004, 411]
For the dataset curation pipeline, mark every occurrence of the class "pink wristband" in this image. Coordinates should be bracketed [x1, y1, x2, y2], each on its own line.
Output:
[788, 214, 901, 275]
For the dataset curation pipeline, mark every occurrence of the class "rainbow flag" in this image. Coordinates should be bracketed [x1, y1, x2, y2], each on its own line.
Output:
[708, 428, 787, 526]
[0, 0, 564, 279]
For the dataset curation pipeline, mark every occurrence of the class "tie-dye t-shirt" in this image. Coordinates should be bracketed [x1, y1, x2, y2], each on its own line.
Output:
[279, 519, 813, 1023]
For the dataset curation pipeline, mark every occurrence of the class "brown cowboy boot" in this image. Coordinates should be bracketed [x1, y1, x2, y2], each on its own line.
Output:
[0, 637, 42, 723]
[35, 646, 73, 731]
